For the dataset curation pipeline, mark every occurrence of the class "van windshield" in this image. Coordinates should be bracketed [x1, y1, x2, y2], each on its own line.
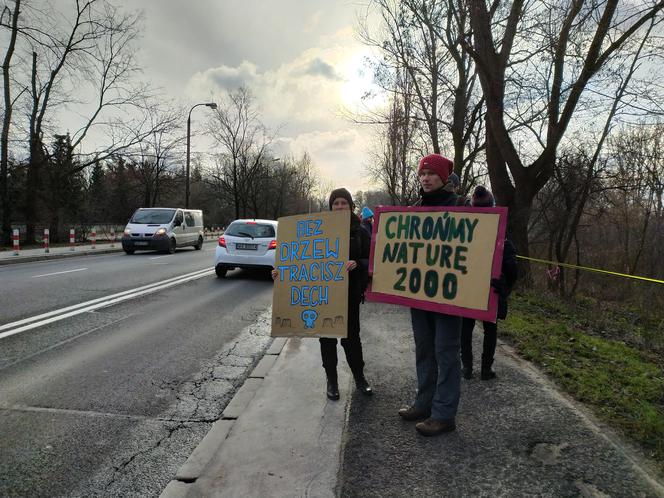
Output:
[130, 209, 175, 224]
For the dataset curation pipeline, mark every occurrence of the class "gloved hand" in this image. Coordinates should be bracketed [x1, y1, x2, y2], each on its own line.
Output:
[490, 277, 505, 297]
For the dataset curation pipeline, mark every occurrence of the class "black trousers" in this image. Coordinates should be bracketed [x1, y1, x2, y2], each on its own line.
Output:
[460, 317, 497, 370]
[319, 298, 364, 379]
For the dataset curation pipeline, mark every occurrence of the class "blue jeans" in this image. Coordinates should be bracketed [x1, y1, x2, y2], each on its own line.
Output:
[410, 308, 461, 421]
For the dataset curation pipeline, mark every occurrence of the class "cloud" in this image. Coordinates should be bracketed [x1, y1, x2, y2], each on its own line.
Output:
[303, 11, 323, 33]
[296, 57, 341, 80]
[185, 27, 383, 191]
[284, 129, 372, 191]
[188, 61, 260, 92]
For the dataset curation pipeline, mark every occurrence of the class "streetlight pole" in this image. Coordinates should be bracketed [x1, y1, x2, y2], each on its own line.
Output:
[186, 102, 217, 208]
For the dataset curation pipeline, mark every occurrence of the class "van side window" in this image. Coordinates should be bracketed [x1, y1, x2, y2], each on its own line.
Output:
[185, 212, 195, 227]
[194, 213, 203, 226]
[175, 211, 184, 225]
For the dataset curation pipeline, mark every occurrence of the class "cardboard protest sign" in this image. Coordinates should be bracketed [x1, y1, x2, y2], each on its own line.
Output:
[366, 206, 508, 322]
[272, 210, 350, 338]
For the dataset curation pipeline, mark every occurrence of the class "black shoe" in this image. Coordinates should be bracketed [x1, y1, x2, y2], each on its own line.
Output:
[462, 366, 473, 380]
[355, 376, 373, 396]
[398, 405, 430, 421]
[480, 369, 497, 381]
[326, 378, 340, 400]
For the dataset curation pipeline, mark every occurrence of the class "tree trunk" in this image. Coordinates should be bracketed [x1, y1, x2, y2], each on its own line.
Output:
[1, 0, 21, 246]
[507, 198, 532, 285]
[25, 137, 44, 245]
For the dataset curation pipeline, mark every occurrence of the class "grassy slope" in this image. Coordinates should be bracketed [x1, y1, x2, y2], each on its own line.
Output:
[502, 291, 664, 468]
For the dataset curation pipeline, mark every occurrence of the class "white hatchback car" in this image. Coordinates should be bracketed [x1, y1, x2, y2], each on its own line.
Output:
[214, 219, 278, 278]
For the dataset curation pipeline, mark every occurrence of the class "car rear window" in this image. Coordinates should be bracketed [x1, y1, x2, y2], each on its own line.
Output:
[225, 223, 275, 238]
[131, 209, 175, 224]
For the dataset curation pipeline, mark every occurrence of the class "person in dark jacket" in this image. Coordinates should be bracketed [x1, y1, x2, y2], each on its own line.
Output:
[271, 188, 372, 401]
[320, 188, 373, 400]
[460, 186, 518, 380]
[398, 153, 463, 437]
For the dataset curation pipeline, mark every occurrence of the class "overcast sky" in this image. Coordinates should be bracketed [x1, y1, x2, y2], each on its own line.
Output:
[120, 0, 382, 194]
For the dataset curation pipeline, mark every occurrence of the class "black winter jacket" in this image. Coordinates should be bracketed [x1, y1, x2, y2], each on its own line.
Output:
[413, 186, 459, 208]
[494, 237, 518, 319]
[348, 213, 371, 303]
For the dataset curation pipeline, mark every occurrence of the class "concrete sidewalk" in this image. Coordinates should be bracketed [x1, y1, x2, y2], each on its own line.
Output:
[0, 243, 123, 265]
[161, 303, 664, 498]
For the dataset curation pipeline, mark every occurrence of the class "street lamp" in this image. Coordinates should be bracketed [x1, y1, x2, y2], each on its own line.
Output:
[186, 102, 217, 208]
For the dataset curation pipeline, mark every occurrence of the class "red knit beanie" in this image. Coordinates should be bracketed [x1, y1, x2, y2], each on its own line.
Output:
[418, 154, 453, 183]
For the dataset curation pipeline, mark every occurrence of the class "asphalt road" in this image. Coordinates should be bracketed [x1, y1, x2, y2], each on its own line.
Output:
[0, 249, 275, 497]
[0, 245, 219, 325]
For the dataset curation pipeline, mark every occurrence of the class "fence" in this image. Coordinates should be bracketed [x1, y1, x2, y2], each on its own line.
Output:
[2, 224, 125, 247]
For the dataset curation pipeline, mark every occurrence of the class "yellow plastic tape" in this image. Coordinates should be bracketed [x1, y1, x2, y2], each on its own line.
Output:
[516, 255, 664, 285]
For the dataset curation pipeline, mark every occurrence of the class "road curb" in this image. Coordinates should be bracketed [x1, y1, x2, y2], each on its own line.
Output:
[0, 247, 124, 266]
[159, 335, 289, 498]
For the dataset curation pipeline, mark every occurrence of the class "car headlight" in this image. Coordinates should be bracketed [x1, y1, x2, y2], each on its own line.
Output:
[123, 228, 131, 235]
[154, 228, 167, 236]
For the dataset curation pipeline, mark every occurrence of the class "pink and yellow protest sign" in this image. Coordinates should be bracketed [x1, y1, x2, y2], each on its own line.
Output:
[366, 205, 508, 322]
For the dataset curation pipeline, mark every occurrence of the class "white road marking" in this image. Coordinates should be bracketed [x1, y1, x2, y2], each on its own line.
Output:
[31, 268, 88, 278]
[149, 255, 170, 260]
[0, 268, 214, 340]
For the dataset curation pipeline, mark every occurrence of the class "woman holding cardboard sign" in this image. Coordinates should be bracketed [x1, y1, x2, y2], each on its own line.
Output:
[271, 188, 372, 401]
[320, 188, 372, 400]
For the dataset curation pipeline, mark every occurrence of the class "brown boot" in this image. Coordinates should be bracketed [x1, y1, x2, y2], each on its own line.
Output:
[415, 417, 456, 436]
[398, 405, 430, 421]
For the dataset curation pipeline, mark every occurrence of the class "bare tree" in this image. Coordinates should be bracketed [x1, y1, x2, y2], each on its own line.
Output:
[465, 0, 664, 280]
[2, 0, 157, 242]
[366, 80, 420, 205]
[207, 87, 273, 219]
[1, 0, 21, 244]
[124, 105, 185, 207]
[606, 123, 664, 277]
[359, 0, 484, 176]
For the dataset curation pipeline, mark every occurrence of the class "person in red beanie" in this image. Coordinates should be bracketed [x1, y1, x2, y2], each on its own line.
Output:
[398, 153, 463, 436]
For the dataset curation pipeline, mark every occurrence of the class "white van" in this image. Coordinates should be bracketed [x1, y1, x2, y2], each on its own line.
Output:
[122, 207, 204, 254]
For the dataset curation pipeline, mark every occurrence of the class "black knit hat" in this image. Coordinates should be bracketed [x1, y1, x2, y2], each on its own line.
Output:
[472, 185, 495, 207]
[328, 187, 355, 210]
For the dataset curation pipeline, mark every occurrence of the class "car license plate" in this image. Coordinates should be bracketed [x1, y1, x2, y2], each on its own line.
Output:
[236, 243, 257, 250]
[135, 241, 148, 246]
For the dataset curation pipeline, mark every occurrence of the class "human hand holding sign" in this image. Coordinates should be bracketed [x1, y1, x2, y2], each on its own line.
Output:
[346, 260, 357, 272]
[490, 277, 505, 297]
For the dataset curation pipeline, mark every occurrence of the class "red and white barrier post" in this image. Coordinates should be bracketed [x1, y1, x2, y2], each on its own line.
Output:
[69, 228, 75, 251]
[44, 228, 50, 253]
[110, 227, 115, 248]
[12, 228, 19, 256]
[91, 226, 96, 249]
